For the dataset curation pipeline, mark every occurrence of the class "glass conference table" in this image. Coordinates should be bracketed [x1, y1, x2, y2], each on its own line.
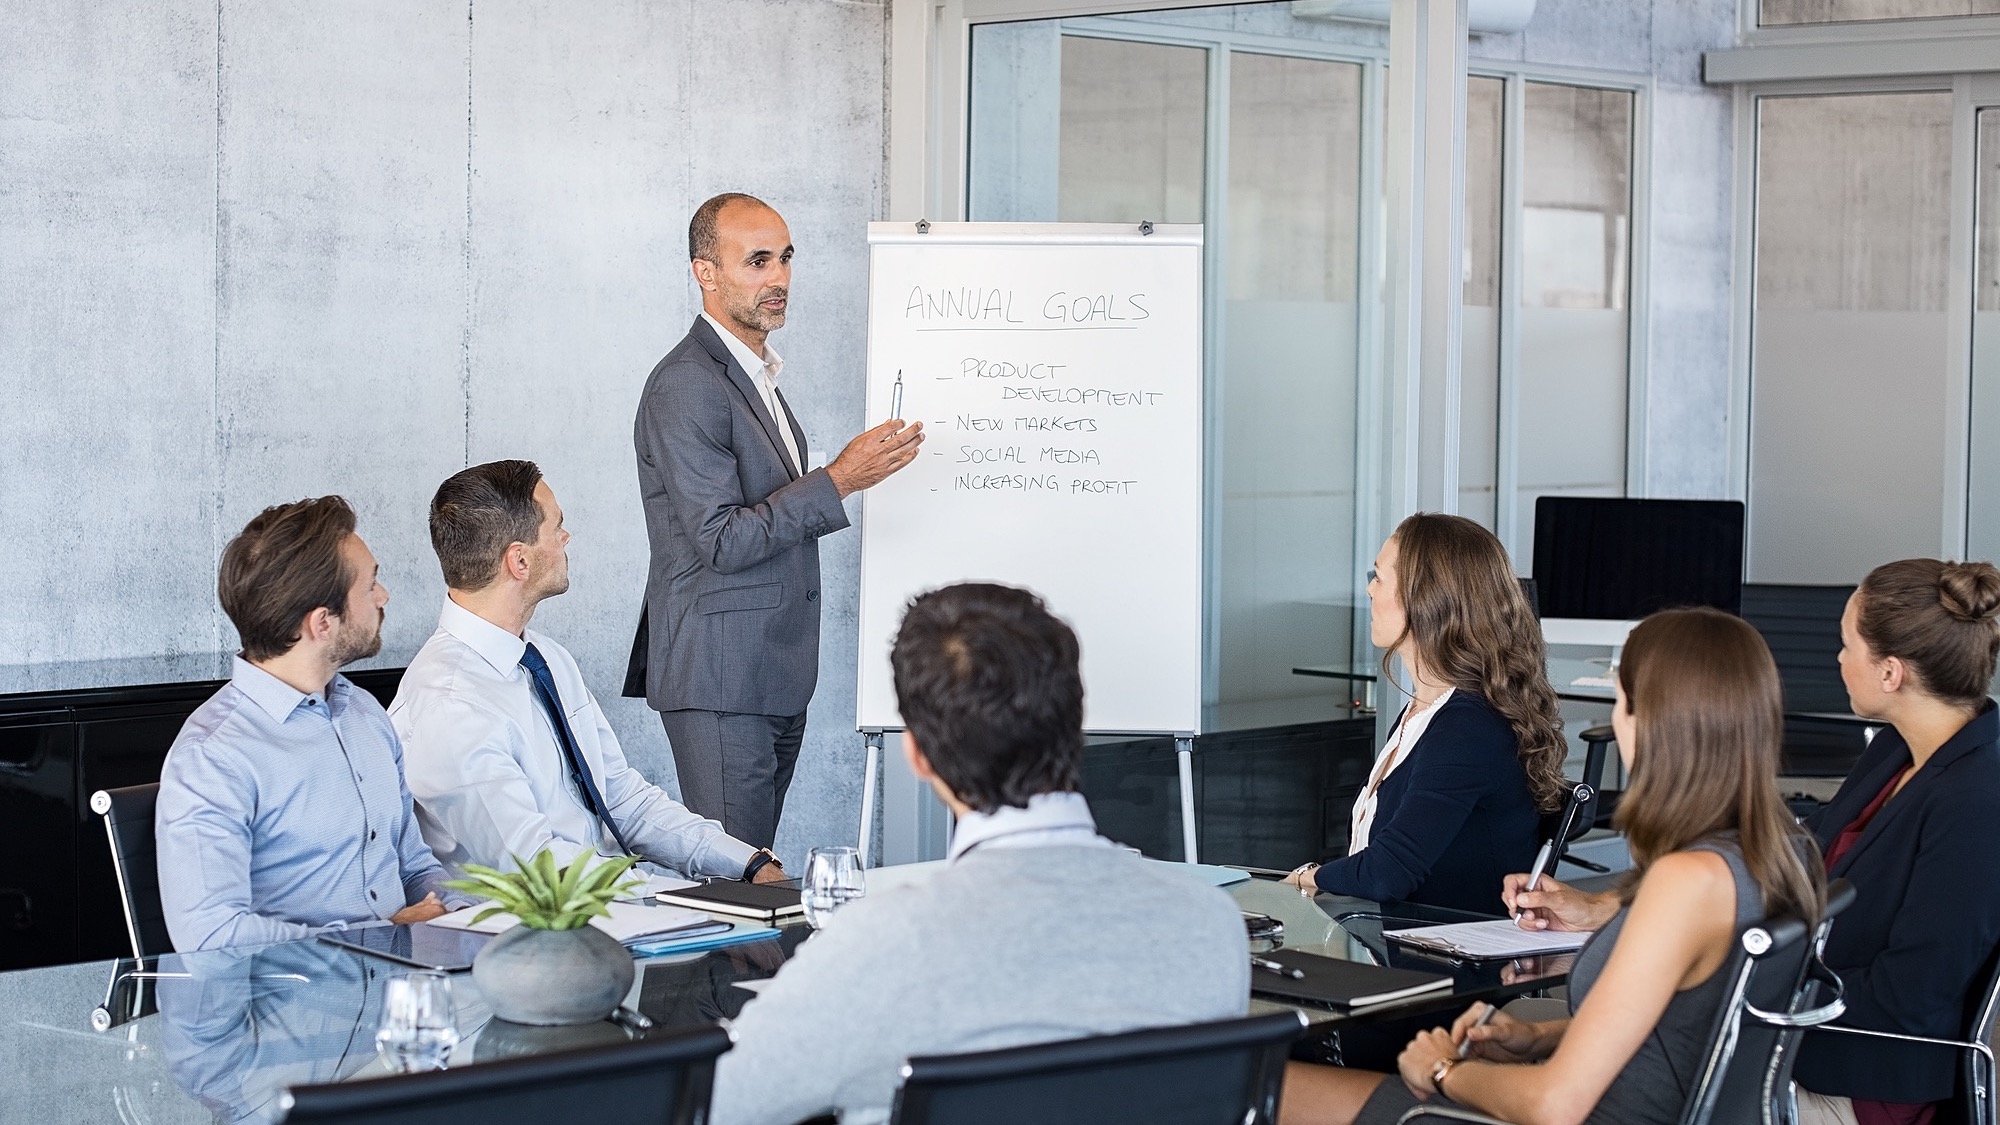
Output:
[0, 868, 1570, 1124]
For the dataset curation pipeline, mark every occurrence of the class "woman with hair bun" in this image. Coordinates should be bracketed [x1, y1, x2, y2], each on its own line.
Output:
[1283, 513, 1565, 915]
[1789, 558, 2000, 1125]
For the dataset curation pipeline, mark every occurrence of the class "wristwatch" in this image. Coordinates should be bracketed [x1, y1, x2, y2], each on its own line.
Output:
[1431, 1056, 1459, 1096]
[741, 849, 781, 883]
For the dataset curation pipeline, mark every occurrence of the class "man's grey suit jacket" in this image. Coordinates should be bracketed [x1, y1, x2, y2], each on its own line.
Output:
[626, 316, 850, 717]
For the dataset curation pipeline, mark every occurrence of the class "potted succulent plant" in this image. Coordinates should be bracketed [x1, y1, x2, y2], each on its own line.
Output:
[445, 850, 642, 1026]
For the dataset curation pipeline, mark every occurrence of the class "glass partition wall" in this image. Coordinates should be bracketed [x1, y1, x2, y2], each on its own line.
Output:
[969, 18, 1642, 716]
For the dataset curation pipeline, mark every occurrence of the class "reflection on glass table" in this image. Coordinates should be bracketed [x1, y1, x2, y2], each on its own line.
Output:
[1227, 877, 1572, 1034]
[3, 871, 1568, 1123]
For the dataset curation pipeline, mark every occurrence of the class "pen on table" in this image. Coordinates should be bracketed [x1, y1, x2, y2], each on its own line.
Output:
[1511, 838, 1556, 920]
[1458, 1002, 1499, 1059]
[890, 370, 904, 420]
[1250, 955, 1305, 981]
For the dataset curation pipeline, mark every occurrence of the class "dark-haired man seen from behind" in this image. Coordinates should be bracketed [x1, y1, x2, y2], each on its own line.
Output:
[707, 583, 1249, 1125]
[393, 461, 786, 886]
[628, 192, 923, 849]
[157, 497, 466, 952]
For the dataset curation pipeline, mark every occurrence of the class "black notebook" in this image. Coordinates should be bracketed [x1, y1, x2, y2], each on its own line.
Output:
[655, 880, 807, 923]
[1248, 949, 1453, 1009]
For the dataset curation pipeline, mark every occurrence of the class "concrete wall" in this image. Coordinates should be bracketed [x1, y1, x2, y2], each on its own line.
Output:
[2, 0, 889, 869]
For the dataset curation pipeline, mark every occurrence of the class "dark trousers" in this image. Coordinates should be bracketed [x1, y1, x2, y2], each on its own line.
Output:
[658, 709, 805, 850]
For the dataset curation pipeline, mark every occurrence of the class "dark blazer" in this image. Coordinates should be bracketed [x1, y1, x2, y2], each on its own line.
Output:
[1795, 702, 2000, 1104]
[1314, 692, 1542, 916]
[624, 316, 850, 715]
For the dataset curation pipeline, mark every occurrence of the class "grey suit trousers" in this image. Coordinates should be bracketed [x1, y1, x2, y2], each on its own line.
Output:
[659, 708, 806, 851]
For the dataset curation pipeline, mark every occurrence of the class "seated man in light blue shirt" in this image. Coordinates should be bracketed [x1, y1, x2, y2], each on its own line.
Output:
[390, 460, 783, 887]
[708, 583, 1250, 1125]
[157, 496, 466, 952]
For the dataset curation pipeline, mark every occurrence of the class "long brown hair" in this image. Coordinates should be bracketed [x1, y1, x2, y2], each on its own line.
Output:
[1614, 608, 1824, 923]
[1384, 513, 1568, 812]
[1856, 558, 2000, 710]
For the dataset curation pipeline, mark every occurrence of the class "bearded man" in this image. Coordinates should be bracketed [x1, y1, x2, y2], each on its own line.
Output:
[626, 193, 921, 848]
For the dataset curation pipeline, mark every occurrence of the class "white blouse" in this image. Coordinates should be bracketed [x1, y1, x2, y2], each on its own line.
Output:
[1349, 687, 1456, 853]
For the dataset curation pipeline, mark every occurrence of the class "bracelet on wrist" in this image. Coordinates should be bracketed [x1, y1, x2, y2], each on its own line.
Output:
[741, 849, 779, 882]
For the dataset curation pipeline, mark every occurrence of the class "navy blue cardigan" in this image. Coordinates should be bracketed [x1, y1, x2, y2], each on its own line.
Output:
[1313, 692, 1542, 916]
[1796, 702, 2000, 1104]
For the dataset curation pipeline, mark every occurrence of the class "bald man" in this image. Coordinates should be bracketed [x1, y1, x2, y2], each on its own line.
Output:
[626, 193, 922, 848]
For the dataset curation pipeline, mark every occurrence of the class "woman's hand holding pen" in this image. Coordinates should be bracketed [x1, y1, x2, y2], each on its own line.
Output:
[1448, 1002, 1545, 1064]
[1502, 872, 1619, 932]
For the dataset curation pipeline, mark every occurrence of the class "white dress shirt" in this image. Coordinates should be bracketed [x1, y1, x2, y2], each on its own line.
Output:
[945, 791, 1110, 862]
[390, 599, 758, 881]
[1349, 687, 1455, 853]
[702, 310, 803, 475]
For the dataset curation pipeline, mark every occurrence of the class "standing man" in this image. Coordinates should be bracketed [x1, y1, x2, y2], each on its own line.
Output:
[156, 497, 466, 952]
[628, 192, 922, 848]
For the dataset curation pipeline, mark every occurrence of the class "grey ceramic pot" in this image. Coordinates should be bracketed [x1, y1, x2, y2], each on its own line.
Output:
[471, 924, 635, 1026]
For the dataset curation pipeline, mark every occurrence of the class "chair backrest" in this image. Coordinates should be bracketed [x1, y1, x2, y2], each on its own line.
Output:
[90, 783, 170, 959]
[888, 1011, 1307, 1125]
[1538, 779, 1595, 849]
[1681, 880, 1855, 1125]
[278, 1026, 731, 1125]
[1738, 584, 1854, 714]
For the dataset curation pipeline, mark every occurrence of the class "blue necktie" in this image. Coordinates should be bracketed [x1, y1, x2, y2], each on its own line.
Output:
[520, 643, 635, 858]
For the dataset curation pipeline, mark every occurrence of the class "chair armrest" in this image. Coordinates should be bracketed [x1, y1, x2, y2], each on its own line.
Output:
[1396, 1106, 1514, 1125]
[1807, 1022, 1989, 1055]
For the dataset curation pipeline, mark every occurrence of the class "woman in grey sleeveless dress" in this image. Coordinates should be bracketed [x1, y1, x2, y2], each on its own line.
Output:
[1279, 608, 1827, 1125]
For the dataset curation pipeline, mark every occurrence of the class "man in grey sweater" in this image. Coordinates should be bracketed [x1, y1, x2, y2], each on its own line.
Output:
[708, 583, 1250, 1125]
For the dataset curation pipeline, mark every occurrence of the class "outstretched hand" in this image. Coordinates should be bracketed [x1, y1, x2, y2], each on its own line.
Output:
[827, 419, 924, 497]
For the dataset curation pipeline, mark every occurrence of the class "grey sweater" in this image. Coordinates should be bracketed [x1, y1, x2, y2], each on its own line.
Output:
[707, 845, 1251, 1125]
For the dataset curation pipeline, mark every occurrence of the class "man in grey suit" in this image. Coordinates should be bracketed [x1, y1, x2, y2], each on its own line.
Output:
[628, 192, 922, 849]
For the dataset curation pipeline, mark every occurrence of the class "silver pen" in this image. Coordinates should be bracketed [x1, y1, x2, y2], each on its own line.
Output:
[1250, 955, 1305, 981]
[890, 370, 904, 420]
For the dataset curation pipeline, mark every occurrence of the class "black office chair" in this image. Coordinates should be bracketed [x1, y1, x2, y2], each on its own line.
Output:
[1537, 725, 1616, 875]
[277, 1026, 732, 1125]
[888, 1011, 1308, 1125]
[1794, 937, 2000, 1125]
[91, 783, 171, 960]
[1740, 584, 1876, 778]
[1398, 881, 1853, 1125]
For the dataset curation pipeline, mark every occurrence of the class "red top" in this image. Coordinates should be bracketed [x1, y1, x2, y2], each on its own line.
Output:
[1822, 765, 1936, 1125]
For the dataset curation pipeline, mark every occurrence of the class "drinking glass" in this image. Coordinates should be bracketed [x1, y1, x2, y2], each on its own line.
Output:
[803, 846, 867, 930]
[375, 971, 458, 1072]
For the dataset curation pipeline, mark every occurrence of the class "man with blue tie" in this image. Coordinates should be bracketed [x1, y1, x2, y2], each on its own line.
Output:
[156, 497, 466, 952]
[391, 460, 787, 887]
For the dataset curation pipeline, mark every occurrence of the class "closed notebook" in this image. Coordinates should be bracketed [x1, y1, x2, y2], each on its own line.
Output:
[655, 881, 807, 923]
[1248, 949, 1452, 1009]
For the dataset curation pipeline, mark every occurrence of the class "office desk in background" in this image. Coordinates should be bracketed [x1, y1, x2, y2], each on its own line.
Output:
[0, 868, 1567, 1124]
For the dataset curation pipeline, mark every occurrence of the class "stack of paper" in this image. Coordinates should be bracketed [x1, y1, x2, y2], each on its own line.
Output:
[1386, 919, 1592, 960]
[430, 901, 723, 947]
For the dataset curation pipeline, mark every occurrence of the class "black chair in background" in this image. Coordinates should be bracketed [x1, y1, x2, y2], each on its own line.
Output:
[1398, 881, 1853, 1125]
[1739, 584, 1875, 778]
[278, 1028, 732, 1125]
[1538, 726, 1617, 875]
[90, 783, 170, 960]
[888, 1011, 1308, 1125]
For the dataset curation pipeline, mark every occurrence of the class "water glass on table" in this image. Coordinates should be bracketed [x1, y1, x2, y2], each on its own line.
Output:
[376, 971, 458, 1072]
[803, 845, 867, 929]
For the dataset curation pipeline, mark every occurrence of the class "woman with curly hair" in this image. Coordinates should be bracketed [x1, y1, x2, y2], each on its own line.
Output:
[1283, 512, 1567, 915]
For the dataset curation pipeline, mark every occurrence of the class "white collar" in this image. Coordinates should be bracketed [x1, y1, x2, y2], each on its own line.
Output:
[946, 791, 1105, 862]
[437, 597, 529, 677]
[701, 311, 783, 383]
